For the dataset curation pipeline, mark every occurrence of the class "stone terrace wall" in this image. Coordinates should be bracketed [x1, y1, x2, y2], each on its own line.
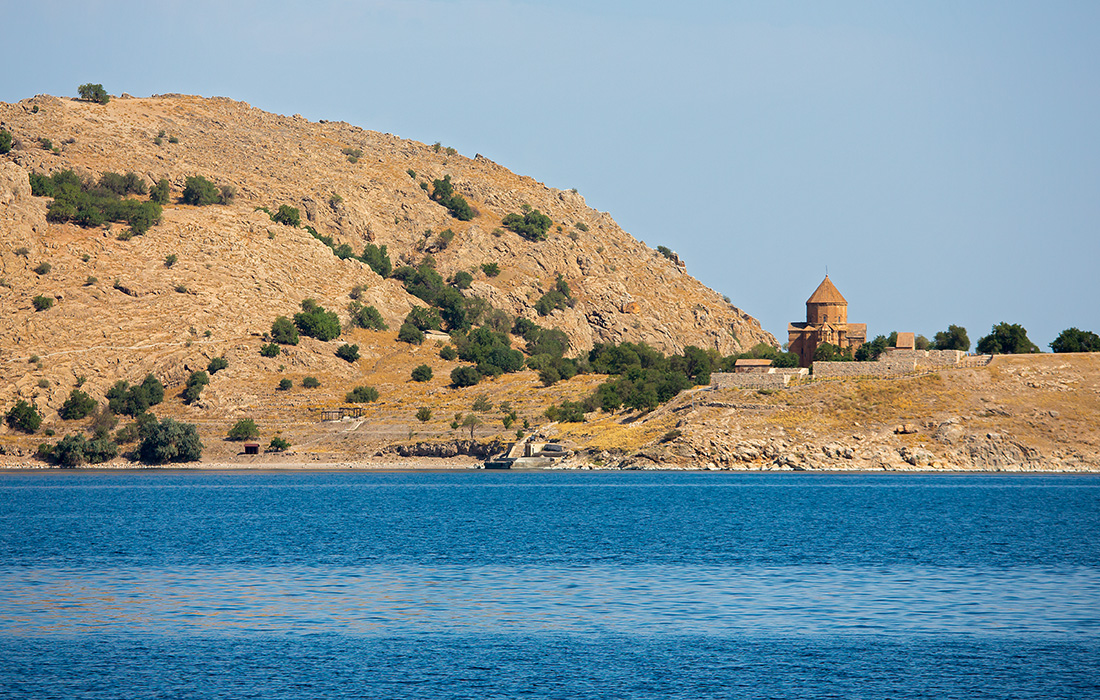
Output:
[813, 350, 990, 379]
[711, 368, 808, 389]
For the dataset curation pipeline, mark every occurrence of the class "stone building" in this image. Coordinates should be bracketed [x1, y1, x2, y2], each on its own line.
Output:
[787, 275, 866, 367]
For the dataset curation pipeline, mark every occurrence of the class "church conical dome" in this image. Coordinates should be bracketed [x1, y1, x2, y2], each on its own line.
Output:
[806, 275, 847, 305]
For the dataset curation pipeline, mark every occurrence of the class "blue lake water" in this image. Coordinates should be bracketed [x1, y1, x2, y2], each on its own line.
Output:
[1, 471, 1098, 698]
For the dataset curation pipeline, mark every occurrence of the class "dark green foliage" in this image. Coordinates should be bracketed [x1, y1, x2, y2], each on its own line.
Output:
[294, 299, 341, 341]
[416, 407, 432, 422]
[346, 385, 379, 403]
[33, 169, 162, 234]
[657, 245, 676, 260]
[813, 342, 853, 361]
[302, 376, 321, 389]
[59, 389, 96, 420]
[502, 209, 552, 241]
[336, 343, 360, 362]
[453, 325, 524, 378]
[397, 322, 425, 345]
[181, 175, 220, 205]
[450, 366, 481, 388]
[277, 378, 293, 391]
[976, 322, 1040, 355]
[32, 295, 53, 311]
[430, 175, 475, 220]
[472, 395, 492, 412]
[227, 418, 259, 441]
[271, 316, 299, 345]
[54, 430, 121, 466]
[207, 356, 228, 374]
[6, 400, 42, 433]
[932, 324, 970, 352]
[440, 345, 458, 361]
[433, 228, 455, 251]
[361, 243, 392, 278]
[182, 371, 209, 404]
[150, 179, 170, 204]
[535, 275, 573, 316]
[411, 364, 433, 382]
[575, 222, 589, 232]
[34, 262, 51, 275]
[268, 436, 290, 452]
[451, 271, 473, 289]
[97, 171, 146, 195]
[405, 306, 442, 331]
[855, 335, 891, 362]
[342, 147, 362, 163]
[481, 262, 501, 277]
[138, 418, 202, 464]
[78, 83, 109, 104]
[544, 400, 587, 423]
[168, 136, 179, 144]
[260, 343, 281, 357]
[392, 261, 446, 306]
[348, 301, 388, 330]
[333, 243, 355, 259]
[273, 204, 301, 227]
[0, 129, 12, 154]
[106, 375, 164, 416]
[1050, 327, 1100, 353]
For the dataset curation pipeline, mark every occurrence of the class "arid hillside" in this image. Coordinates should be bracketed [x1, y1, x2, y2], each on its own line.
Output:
[0, 92, 774, 461]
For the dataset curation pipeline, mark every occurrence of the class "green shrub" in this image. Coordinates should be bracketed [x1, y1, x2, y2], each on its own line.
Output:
[411, 364, 433, 382]
[260, 343, 281, 357]
[182, 371, 209, 404]
[440, 345, 458, 361]
[348, 301, 388, 330]
[277, 378, 293, 391]
[932, 325, 970, 352]
[168, 136, 179, 144]
[575, 222, 589, 232]
[433, 228, 455, 250]
[472, 394, 492, 412]
[407, 169, 416, 179]
[268, 436, 290, 452]
[78, 83, 109, 104]
[416, 407, 432, 422]
[302, 376, 320, 389]
[164, 253, 178, 268]
[535, 275, 573, 316]
[150, 179, 170, 204]
[976, 322, 1040, 355]
[271, 316, 300, 345]
[273, 205, 300, 227]
[397, 322, 424, 345]
[207, 356, 229, 374]
[405, 306, 442, 332]
[32, 295, 54, 311]
[361, 243, 392, 277]
[336, 343, 360, 362]
[341, 147, 362, 163]
[181, 176, 220, 205]
[6, 400, 43, 433]
[430, 175, 476, 221]
[450, 365, 481, 388]
[657, 245, 676, 261]
[59, 389, 96, 420]
[34, 262, 51, 275]
[451, 271, 473, 289]
[345, 385, 378, 403]
[227, 418, 259, 441]
[53, 432, 119, 467]
[139, 418, 202, 464]
[39, 137, 54, 151]
[0, 129, 12, 154]
[502, 209, 552, 241]
[106, 374, 164, 416]
[294, 299, 341, 341]
[481, 262, 501, 277]
[1050, 327, 1100, 353]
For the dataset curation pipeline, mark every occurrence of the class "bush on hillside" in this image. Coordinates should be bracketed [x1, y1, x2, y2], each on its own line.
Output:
[273, 204, 301, 227]
[78, 83, 109, 104]
[181, 176, 220, 206]
[502, 209, 552, 241]
[139, 417, 202, 464]
[397, 322, 424, 345]
[260, 343, 281, 357]
[345, 386, 379, 403]
[450, 365, 481, 388]
[32, 295, 54, 311]
[207, 357, 229, 375]
[932, 324, 970, 352]
[430, 175, 475, 221]
[336, 343, 360, 362]
[348, 301, 388, 331]
[361, 243, 392, 278]
[5, 400, 42, 434]
[411, 364, 433, 382]
[1050, 327, 1100, 353]
[150, 178, 170, 204]
[227, 418, 259, 441]
[271, 316, 300, 345]
[59, 389, 97, 420]
[106, 374, 164, 416]
[293, 299, 341, 341]
[31, 169, 162, 234]
[0, 129, 12, 154]
[182, 371, 209, 404]
[976, 322, 1040, 355]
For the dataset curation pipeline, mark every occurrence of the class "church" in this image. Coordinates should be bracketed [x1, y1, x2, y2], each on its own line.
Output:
[787, 276, 866, 367]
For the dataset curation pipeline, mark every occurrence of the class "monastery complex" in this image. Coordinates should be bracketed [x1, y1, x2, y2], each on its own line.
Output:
[787, 276, 866, 367]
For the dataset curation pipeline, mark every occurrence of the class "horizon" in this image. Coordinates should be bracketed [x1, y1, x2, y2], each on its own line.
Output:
[3, 1, 1098, 350]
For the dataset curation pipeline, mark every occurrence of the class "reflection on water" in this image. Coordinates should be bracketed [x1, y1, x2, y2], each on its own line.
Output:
[4, 563, 1098, 637]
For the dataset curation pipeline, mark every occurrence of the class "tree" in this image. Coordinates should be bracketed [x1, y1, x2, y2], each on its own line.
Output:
[348, 301, 387, 330]
[1050, 327, 1100, 353]
[139, 418, 202, 464]
[336, 343, 360, 362]
[271, 316, 299, 345]
[461, 413, 482, 438]
[411, 364, 433, 382]
[976, 322, 1040, 355]
[260, 343, 281, 357]
[450, 366, 481, 388]
[502, 209, 553, 241]
[855, 335, 890, 362]
[277, 378, 293, 391]
[227, 418, 259, 441]
[181, 176, 220, 205]
[182, 371, 209, 404]
[59, 389, 96, 420]
[932, 324, 970, 352]
[346, 386, 379, 403]
[53, 433, 88, 467]
[268, 436, 290, 452]
[106, 375, 164, 416]
[77, 83, 109, 104]
[416, 407, 432, 422]
[273, 204, 300, 227]
[397, 322, 425, 345]
[294, 299, 340, 341]
[361, 243, 392, 278]
[0, 129, 12, 155]
[6, 400, 42, 434]
[472, 394, 493, 412]
[150, 179, 170, 204]
[207, 357, 229, 374]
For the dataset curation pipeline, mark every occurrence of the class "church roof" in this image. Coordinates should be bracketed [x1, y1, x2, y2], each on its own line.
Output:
[806, 275, 847, 305]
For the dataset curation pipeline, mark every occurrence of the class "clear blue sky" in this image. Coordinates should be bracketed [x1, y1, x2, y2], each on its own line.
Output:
[5, 1, 1098, 349]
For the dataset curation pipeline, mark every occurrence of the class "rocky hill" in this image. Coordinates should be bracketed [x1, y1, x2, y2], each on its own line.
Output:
[0, 92, 776, 461]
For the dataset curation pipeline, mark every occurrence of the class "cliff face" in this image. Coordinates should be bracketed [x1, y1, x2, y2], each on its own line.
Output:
[0, 93, 773, 426]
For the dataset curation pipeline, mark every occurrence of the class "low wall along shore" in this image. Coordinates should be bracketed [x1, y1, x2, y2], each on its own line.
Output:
[712, 350, 990, 388]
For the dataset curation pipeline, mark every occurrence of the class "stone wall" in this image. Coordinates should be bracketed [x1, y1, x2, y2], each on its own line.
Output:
[813, 350, 990, 379]
[711, 368, 808, 389]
